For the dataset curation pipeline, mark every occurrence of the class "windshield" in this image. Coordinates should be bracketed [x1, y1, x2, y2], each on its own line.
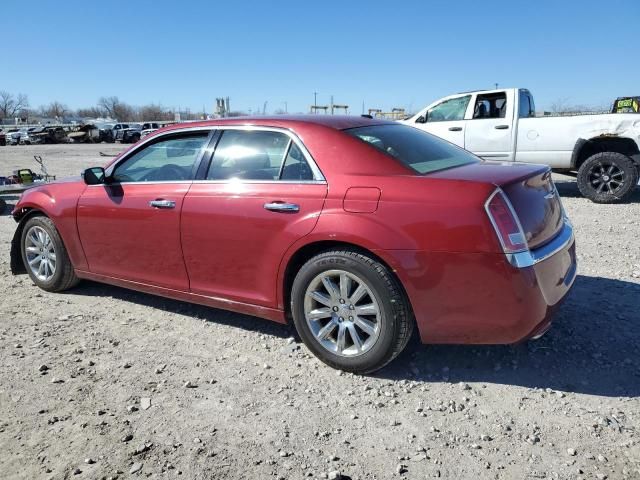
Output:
[345, 124, 479, 174]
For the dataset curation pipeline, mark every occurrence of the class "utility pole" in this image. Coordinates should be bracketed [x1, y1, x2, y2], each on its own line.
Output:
[314, 92, 318, 109]
[494, 83, 498, 89]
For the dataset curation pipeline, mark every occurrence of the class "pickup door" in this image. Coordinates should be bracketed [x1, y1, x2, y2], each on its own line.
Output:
[410, 94, 471, 147]
[464, 90, 514, 160]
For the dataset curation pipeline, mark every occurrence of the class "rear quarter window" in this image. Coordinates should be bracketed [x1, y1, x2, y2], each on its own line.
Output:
[345, 124, 479, 174]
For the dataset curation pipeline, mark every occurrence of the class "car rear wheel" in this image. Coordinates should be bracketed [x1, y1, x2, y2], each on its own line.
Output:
[577, 152, 639, 203]
[291, 250, 413, 374]
[21, 216, 79, 292]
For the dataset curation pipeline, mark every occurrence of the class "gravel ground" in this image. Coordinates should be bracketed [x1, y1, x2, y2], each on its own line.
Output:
[0, 144, 639, 480]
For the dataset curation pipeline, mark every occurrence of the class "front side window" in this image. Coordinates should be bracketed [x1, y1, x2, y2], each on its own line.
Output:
[425, 95, 471, 122]
[113, 132, 209, 182]
[346, 124, 478, 175]
[207, 129, 314, 181]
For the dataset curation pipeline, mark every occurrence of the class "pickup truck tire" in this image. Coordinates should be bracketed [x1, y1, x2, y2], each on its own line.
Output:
[577, 152, 639, 203]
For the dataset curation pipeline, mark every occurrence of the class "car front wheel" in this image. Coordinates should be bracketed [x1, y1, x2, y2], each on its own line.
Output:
[21, 215, 79, 292]
[291, 250, 413, 374]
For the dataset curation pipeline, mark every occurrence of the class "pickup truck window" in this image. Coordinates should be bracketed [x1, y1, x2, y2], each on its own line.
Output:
[472, 93, 507, 119]
[346, 124, 478, 175]
[425, 95, 470, 122]
[519, 90, 536, 118]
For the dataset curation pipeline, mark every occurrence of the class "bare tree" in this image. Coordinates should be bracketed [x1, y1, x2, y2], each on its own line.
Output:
[40, 101, 70, 119]
[0, 91, 29, 119]
[98, 96, 136, 121]
[139, 104, 173, 121]
[77, 106, 106, 119]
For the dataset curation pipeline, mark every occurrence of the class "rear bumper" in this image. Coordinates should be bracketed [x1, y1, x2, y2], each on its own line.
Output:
[380, 221, 577, 345]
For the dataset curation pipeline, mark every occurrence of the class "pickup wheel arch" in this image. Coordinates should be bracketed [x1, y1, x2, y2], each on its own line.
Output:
[571, 136, 640, 170]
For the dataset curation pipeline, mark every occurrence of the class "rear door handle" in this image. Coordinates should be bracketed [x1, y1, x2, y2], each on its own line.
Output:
[264, 202, 300, 213]
[149, 199, 176, 209]
[495, 125, 509, 130]
[448, 126, 462, 131]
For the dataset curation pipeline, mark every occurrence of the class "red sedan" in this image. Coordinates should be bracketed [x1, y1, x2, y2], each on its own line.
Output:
[10, 116, 576, 373]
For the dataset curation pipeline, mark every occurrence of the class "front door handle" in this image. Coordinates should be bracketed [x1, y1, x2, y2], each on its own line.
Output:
[149, 199, 176, 209]
[264, 202, 300, 213]
[495, 125, 509, 130]
[448, 126, 462, 131]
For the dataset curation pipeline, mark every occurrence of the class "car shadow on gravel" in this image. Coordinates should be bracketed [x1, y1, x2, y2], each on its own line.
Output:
[378, 274, 640, 397]
[67, 274, 638, 397]
[555, 178, 640, 202]
[70, 281, 294, 339]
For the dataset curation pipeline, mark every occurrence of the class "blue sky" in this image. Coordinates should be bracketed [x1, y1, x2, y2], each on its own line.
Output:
[3, 0, 639, 114]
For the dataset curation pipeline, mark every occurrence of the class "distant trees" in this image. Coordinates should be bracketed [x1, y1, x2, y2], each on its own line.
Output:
[549, 98, 608, 114]
[40, 101, 69, 119]
[0, 91, 29, 120]
[0, 91, 207, 123]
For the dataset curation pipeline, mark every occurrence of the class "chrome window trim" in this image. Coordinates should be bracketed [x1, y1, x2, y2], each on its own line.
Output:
[506, 221, 574, 268]
[103, 124, 326, 184]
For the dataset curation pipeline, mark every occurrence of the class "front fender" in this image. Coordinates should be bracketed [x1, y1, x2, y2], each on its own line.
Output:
[12, 181, 89, 271]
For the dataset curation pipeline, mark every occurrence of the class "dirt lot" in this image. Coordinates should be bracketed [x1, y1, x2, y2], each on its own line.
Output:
[0, 144, 638, 480]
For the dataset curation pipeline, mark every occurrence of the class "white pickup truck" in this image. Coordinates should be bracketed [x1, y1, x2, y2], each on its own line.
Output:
[402, 88, 640, 203]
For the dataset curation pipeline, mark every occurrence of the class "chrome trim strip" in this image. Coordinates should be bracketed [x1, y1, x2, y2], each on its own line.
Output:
[506, 221, 574, 268]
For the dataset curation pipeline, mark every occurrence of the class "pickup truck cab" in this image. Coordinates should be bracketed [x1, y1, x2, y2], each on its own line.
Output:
[403, 88, 640, 203]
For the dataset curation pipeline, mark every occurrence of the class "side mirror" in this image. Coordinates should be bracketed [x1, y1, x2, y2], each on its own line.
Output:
[82, 167, 107, 185]
[416, 113, 427, 124]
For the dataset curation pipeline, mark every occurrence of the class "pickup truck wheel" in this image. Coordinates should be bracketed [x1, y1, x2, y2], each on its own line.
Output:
[291, 250, 414, 374]
[21, 216, 80, 292]
[577, 152, 639, 203]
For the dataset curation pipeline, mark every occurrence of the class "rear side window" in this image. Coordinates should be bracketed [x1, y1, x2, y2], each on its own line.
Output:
[519, 90, 536, 118]
[345, 124, 478, 175]
[472, 92, 507, 119]
[207, 130, 314, 181]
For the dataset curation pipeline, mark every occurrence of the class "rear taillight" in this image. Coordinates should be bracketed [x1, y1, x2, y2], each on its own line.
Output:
[485, 188, 528, 254]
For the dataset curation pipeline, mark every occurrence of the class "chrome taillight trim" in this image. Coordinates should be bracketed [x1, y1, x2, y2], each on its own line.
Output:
[506, 221, 574, 268]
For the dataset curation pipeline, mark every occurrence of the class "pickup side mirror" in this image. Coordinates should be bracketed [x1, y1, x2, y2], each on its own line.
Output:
[415, 113, 427, 124]
[82, 167, 107, 185]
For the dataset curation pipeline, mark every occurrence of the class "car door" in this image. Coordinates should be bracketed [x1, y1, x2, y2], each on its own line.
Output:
[410, 95, 471, 147]
[77, 130, 212, 290]
[464, 91, 514, 160]
[181, 127, 327, 307]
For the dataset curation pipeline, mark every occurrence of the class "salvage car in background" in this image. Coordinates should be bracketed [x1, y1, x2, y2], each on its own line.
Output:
[403, 88, 640, 203]
[9, 116, 576, 373]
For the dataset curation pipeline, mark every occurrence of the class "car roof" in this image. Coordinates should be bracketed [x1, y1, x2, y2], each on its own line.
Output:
[156, 115, 395, 134]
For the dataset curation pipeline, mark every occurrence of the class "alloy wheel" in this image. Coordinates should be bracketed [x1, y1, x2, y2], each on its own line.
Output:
[303, 269, 381, 357]
[24, 226, 57, 282]
[589, 162, 625, 194]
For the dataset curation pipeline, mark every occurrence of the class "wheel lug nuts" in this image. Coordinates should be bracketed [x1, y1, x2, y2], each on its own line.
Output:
[339, 299, 345, 304]
[332, 306, 339, 312]
[349, 316, 353, 321]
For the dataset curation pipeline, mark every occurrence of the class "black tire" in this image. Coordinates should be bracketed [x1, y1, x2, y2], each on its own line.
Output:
[291, 250, 414, 374]
[0, 198, 6, 214]
[577, 152, 639, 203]
[20, 215, 79, 292]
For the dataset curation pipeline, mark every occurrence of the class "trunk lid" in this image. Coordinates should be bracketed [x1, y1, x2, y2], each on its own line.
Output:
[430, 161, 564, 250]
